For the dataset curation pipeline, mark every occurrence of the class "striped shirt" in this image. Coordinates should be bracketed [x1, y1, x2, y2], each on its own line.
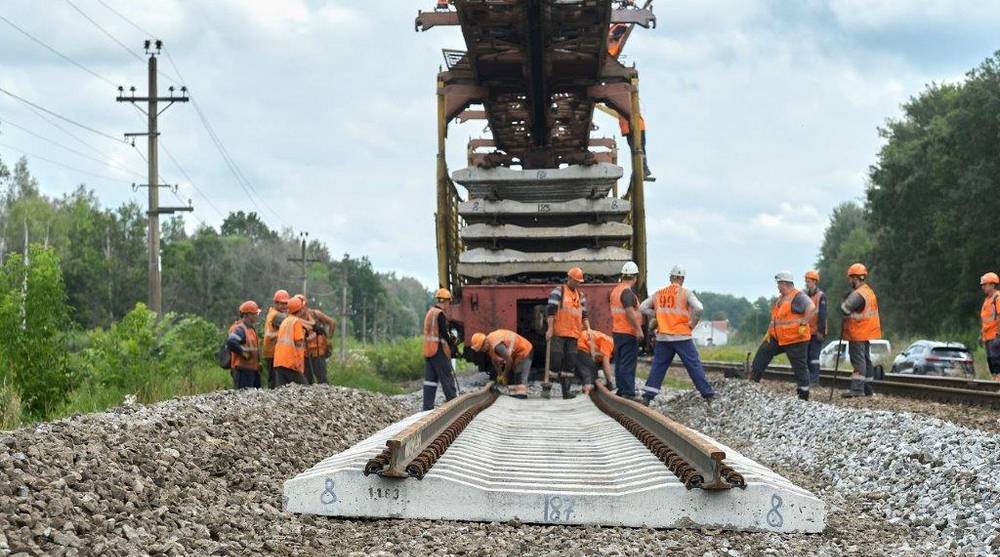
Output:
[546, 285, 589, 318]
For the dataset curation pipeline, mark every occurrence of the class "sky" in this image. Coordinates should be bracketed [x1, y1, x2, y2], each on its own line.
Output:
[0, 0, 998, 300]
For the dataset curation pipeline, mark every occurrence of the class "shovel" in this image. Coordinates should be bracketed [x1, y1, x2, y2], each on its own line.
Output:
[542, 338, 552, 399]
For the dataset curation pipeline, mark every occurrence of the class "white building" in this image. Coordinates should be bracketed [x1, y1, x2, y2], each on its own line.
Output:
[693, 320, 729, 346]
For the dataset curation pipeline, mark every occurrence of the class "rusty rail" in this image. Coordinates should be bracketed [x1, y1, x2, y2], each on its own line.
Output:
[590, 381, 744, 490]
[364, 383, 498, 478]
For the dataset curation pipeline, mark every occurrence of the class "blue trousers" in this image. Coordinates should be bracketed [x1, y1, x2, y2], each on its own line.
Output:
[644, 339, 715, 400]
[807, 337, 823, 384]
[612, 333, 638, 397]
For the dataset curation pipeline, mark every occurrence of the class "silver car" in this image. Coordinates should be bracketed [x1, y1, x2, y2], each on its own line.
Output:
[890, 340, 975, 378]
[819, 340, 893, 374]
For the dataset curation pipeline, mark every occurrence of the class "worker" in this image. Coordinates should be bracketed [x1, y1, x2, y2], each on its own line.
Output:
[226, 301, 262, 389]
[546, 267, 592, 399]
[750, 272, 816, 400]
[470, 329, 533, 398]
[618, 116, 655, 182]
[577, 329, 614, 395]
[639, 265, 715, 404]
[979, 272, 1000, 382]
[261, 289, 290, 389]
[273, 295, 309, 387]
[840, 263, 882, 398]
[422, 288, 458, 410]
[610, 261, 643, 399]
[298, 296, 336, 385]
[804, 270, 828, 385]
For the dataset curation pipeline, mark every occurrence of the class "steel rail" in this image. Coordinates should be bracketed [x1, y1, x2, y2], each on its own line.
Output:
[365, 382, 498, 478]
[589, 381, 744, 490]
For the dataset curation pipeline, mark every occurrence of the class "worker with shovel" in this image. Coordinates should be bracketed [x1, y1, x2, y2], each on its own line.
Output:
[545, 267, 592, 399]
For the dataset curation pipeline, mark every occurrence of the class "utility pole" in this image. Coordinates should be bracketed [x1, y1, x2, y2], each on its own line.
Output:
[117, 40, 190, 314]
[361, 298, 367, 345]
[340, 280, 349, 361]
[287, 232, 321, 297]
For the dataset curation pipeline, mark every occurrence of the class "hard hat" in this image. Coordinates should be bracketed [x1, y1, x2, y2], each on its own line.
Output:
[621, 261, 639, 276]
[239, 300, 260, 315]
[294, 294, 306, 302]
[567, 267, 585, 282]
[981, 272, 1000, 285]
[434, 288, 452, 301]
[805, 270, 820, 282]
[774, 271, 794, 283]
[847, 263, 868, 278]
[669, 265, 686, 278]
[273, 289, 290, 303]
[287, 297, 304, 314]
[470, 332, 487, 351]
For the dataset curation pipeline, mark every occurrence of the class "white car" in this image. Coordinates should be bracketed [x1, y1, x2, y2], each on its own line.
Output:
[819, 340, 892, 374]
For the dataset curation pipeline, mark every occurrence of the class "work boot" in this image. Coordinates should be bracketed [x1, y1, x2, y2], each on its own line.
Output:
[560, 376, 575, 399]
[510, 393, 528, 400]
[863, 382, 874, 397]
[797, 389, 810, 401]
[643, 163, 656, 182]
[841, 378, 864, 398]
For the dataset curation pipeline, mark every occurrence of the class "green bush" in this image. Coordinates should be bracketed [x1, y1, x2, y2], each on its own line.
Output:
[363, 337, 425, 383]
[328, 351, 403, 395]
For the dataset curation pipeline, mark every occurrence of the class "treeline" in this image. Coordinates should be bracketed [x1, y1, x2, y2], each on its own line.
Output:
[0, 152, 432, 337]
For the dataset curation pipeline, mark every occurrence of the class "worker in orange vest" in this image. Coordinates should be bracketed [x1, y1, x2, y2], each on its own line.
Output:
[227, 300, 262, 389]
[470, 329, 533, 399]
[978, 272, 1000, 382]
[422, 288, 458, 410]
[577, 329, 614, 395]
[840, 263, 882, 398]
[546, 267, 592, 399]
[261, 289, 289, 389]
[804, 270, 828, 385]
[639, 265, 715, 404]
[294, 295, 336, 385]
[610, 261, 642, 399]
[750, 272, 816, 400]
[618, 115, 654, 182]
[273, 295, 310, 387]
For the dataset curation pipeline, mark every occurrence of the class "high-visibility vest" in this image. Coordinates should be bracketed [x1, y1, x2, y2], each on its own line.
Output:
[577, 330, 614, 362]
[274, 315, 306, 372]
[610, 282, 638, 335]
[305, 310, 330, 358]
[618, 115, 646, 136]
[843, 283, 882, 341]
[981, 293, 1000, 341]
[769, 290, 811, 346]
[607, 23, 627, 58]
[485, 329, 532, 366]
[807, 290, 825, 336]
[422, 306, 451, 358]
[653, 284, 691, 336]
[553, 285, 584, 338]
[228, 321, 260, 371]
[262, 307, 282, 359]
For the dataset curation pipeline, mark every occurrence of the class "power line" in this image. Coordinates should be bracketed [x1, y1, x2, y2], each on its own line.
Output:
[94, 0, 152, 39]
[0, 87, 125, 144]
[0, 141, 130, 184]
[0, 116, 144, 179]
[0, 13, 116, 87]
[160, 141, 226, 219]
[63, 0, 145, 64]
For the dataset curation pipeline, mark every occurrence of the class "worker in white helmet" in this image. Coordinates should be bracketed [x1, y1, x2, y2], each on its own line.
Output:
[750, 271, 816, 400]
[609, 261, 642, 399]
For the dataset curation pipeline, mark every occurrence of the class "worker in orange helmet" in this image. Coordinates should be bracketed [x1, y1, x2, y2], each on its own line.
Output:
[273, 295, 310, 387]
[471, 330, 533, 399]
[227, 301, 262, 389]
[422, 288, 459, 410]
[293, 295, 336, 385]
[576, 329, 615, 395]
[804, 270, 828, 385]
[546, 267, 593, 399]
[840, 263, 882, 398]
[262, 289, 290, 389]
[978, 272, 1000, 382]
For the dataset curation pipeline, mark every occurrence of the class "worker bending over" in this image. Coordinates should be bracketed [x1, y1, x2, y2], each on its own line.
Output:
[273, 295, 311, 387]
[422, 288, 458, 410]
[227, 301, 262, 389]
[471, 329, 533, 399]
[262, 289, 289, 389]
[577, 329, 614, 395]
[610, 261, 643, 400]
[750, 272, 816, 400]
[640, 265, 715, 404]
[979, 272, 1000, 382]
[840, 263, 882, 398]
[804, 270, 827, 385]
[547, 267, 592, 399]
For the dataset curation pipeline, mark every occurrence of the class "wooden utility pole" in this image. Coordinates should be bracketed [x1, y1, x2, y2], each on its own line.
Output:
[287, 232, 321, 297]
[117, 40, 191, 314]
[339, 281, 349, 361]
[361, 299, 367, 345]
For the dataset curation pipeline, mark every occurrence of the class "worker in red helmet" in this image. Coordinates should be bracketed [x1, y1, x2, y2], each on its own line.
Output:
[840, 263, 882, 398]
[546, 267, 593, 399]
[262, 289, 290, 389]
[422, 288, 458, 410]
[297, 296, 336, 385]
[274, 296, 310, 387]
[227, 300, 262, 389]
[979, 272, 1000, 381]
[804, 270, 827, 385]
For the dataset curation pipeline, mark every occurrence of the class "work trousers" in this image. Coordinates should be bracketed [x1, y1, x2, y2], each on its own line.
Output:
[612, 333, 639, 397]
[422, 350, 458, 411]
[549, 335, 579, 397]
[644, 339, 715, 401]
[574, 354, 599, 387]
[305, 356, 328, 385]
[234, 367, 261, 390]
[848, 340, 874, 395]
[986, 338, 1000, 378]
[752, 337, 810, 398]
[506, 356, 532, 386]
[807, 337, 823, 384]
[275, 366, 307, 387]
[262, 358, 277, 389]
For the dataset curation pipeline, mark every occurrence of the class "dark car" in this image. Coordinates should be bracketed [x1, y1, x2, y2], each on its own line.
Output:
[890, 340, 975, 378]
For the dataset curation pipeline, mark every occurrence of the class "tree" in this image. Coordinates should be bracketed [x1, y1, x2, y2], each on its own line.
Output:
[220, 211, 277, 242]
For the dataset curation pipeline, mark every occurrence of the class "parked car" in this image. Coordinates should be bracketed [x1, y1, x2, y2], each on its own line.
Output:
[890, 340, 975, 378]
[820, 340, 893, 377]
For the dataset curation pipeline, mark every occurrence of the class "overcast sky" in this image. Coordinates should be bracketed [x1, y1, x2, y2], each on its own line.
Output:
[1, 1, 998, 300]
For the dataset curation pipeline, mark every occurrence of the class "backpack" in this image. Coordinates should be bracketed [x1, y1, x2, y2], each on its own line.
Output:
[217, 340, 232, 370]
